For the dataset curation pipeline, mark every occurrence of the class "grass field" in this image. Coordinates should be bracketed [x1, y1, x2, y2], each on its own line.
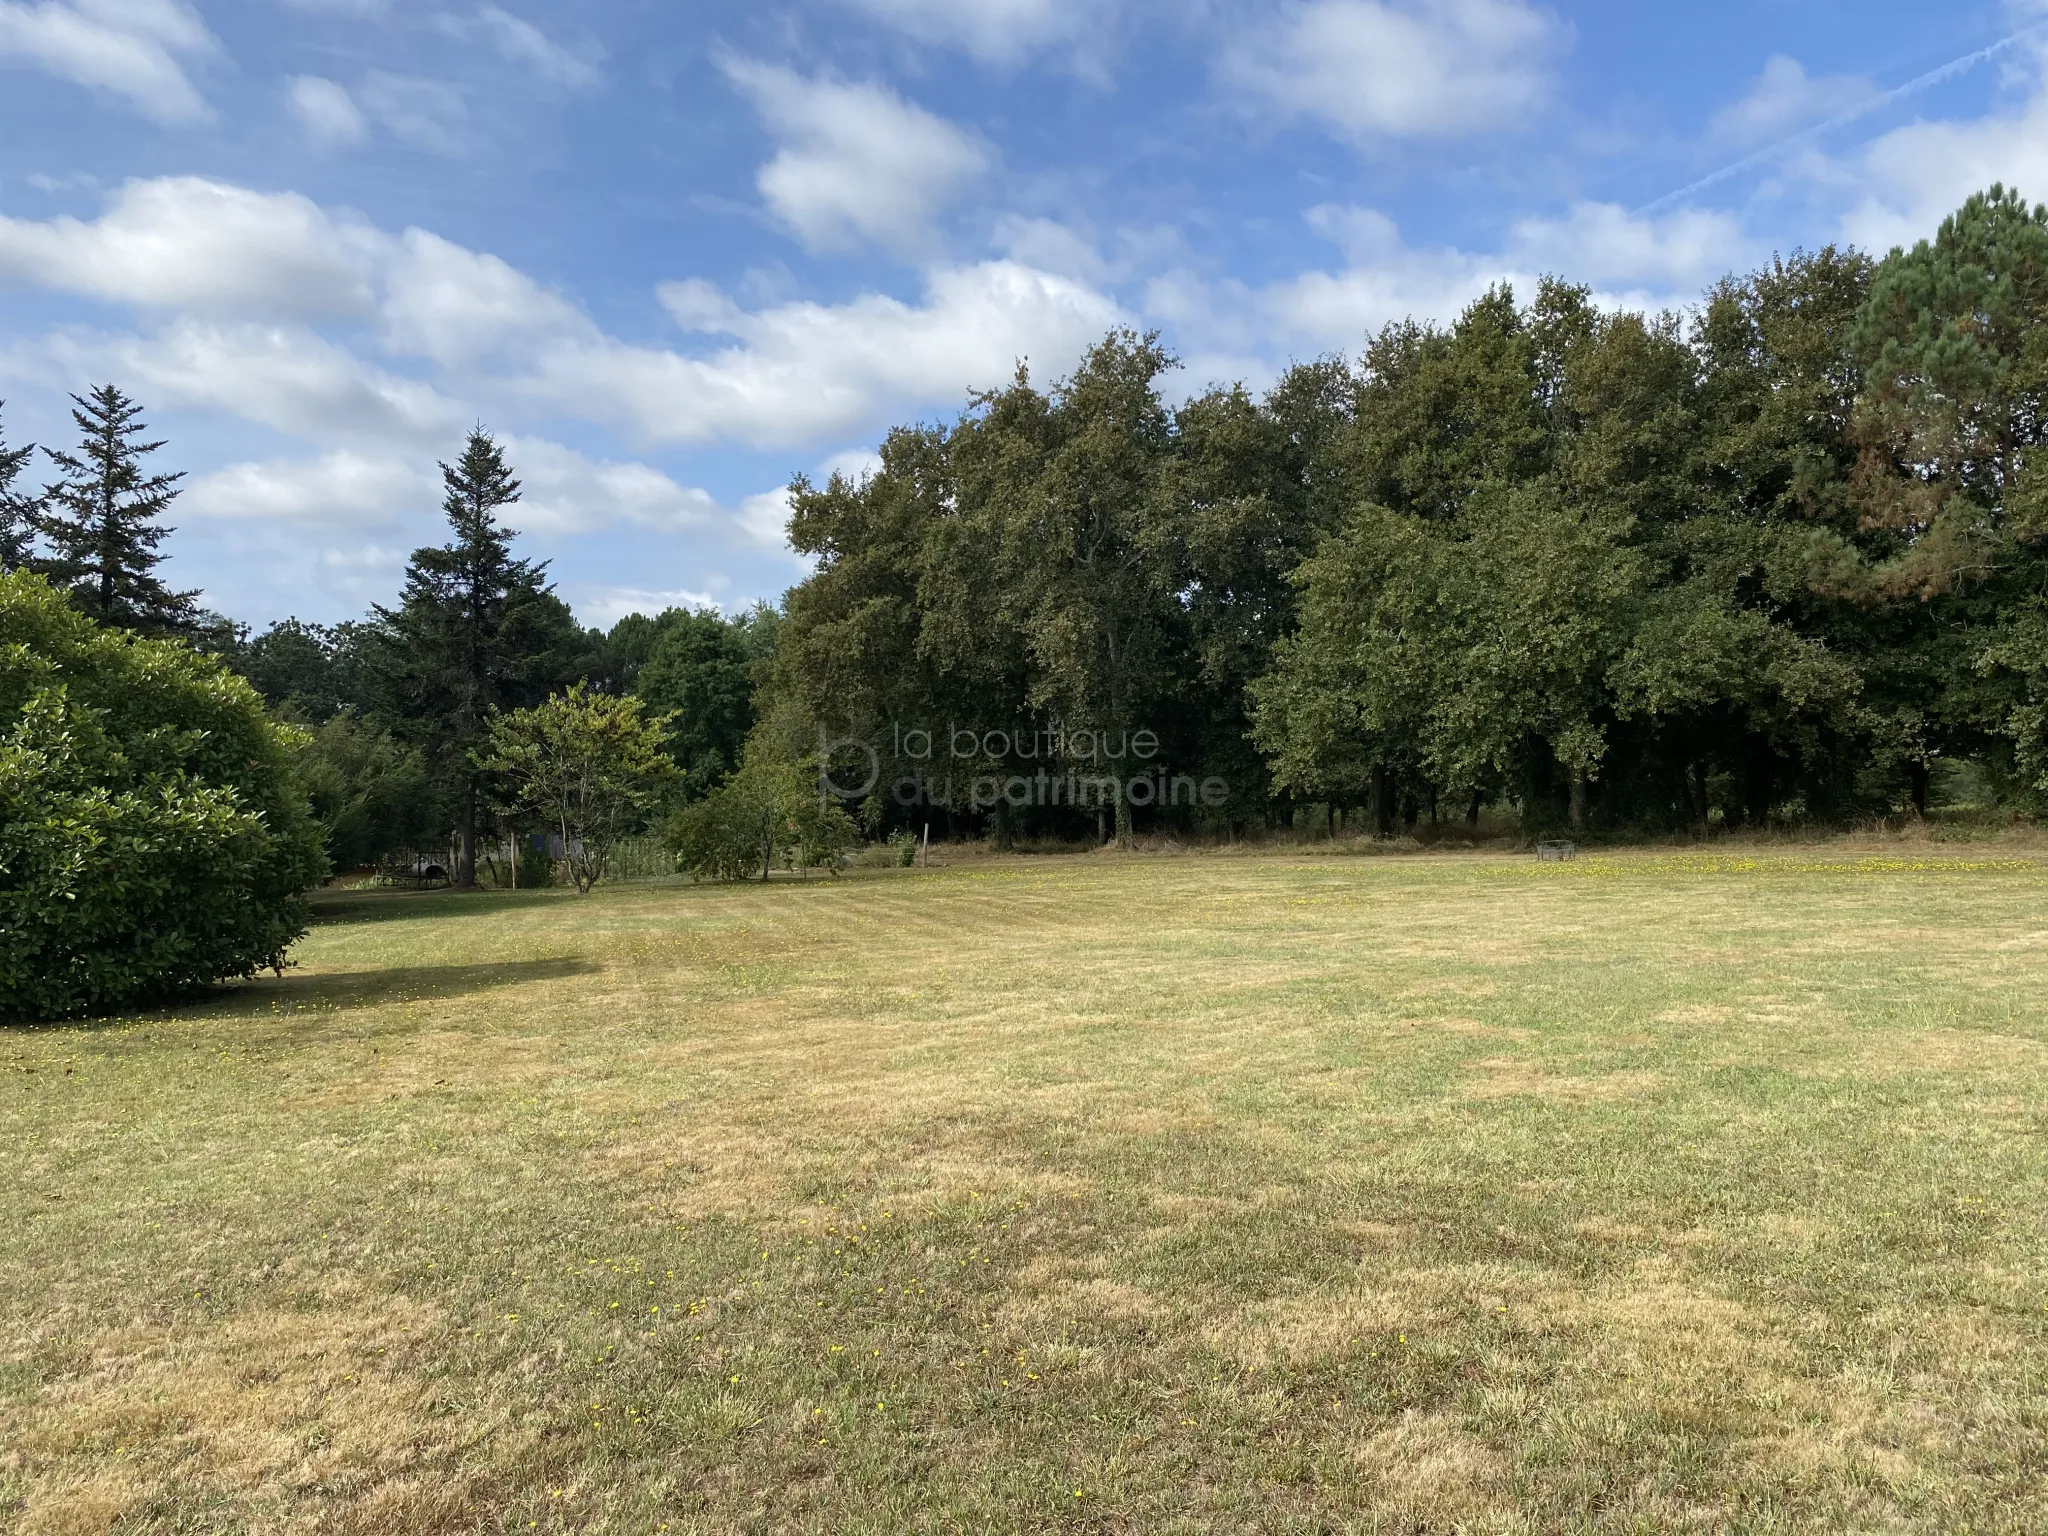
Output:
[5, 845, 2048, 1534]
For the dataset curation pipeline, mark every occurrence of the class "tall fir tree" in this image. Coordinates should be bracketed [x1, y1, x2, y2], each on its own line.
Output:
[0, 401, 40, 573]
[37, 385, 197, 632]
[376, 429, 577, 887]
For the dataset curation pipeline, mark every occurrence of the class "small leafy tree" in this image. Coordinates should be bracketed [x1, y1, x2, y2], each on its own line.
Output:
[37, 385, 198, 634]
[0, 570, 329, 1022]
[666, 741, 858, 882]
[477, 684, 677, 894]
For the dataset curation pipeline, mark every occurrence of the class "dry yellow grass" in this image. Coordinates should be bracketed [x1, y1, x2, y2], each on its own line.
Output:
[4, 844, 2047, 1532]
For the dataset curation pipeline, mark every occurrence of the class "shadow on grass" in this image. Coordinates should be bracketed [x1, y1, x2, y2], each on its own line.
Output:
[243, 956, 600, 1012]
[4, 956, 600, 1034]
[308, 887, 563, 928]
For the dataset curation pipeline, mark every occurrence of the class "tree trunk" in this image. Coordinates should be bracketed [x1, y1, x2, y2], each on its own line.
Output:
[1467, 790, 1482, 829]
[1371, 765, 1393, 837]
[1909, 760, 1931, 818]
[1569, 772, 1587, 833]
[763, 813, 775, 882]
[455, 783, 478, 888]
[1114, 791, 1132, 846]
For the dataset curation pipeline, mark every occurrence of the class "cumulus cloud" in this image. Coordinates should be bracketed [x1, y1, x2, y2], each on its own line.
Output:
[1226, 0, 1566, 142]
[0, 175, 1124, 452]
[722, 58, 990, 253]
[186, 438, 777, 557]
[501, 435, 730, 535]
[82, 320, 464, 441]
[1710, 55, 1876, 148]
[1505, 202, 1752, 293]
[1155, 199, 1751, 383]
[289, 75, 368, 146]
[604, 260, 1125, 444]
[0, 0, 216, 123]
[379, 228, 593, 367]
[184, 449, 433, 526]
[1834, 44, 2048, 253]
[0, 177, 381, 316]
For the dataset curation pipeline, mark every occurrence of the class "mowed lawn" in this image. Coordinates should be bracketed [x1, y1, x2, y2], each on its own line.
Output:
[5, 848, 2048, 1534]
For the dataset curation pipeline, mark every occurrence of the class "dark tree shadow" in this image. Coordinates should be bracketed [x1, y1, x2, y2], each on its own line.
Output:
[308, 888, 558, 928]
[4, 956, 601, 1033]
[232, 956, 600, 1012]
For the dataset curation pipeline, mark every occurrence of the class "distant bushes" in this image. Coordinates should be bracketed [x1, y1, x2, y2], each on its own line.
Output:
[0, 571, 328, 1022]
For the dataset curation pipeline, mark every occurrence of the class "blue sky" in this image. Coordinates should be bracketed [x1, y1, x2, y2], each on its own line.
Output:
[2, 0, 2044, 630]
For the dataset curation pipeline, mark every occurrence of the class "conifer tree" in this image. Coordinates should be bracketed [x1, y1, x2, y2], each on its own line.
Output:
[0, 401, 39, 574]
[376, 429, 578, 887]
[37, 385, 197, 632]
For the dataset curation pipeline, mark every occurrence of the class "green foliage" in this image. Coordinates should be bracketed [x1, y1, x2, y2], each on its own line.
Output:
[296, 711, 444, 870]
[0, 570, 328, 1022]
[34, 385, 199, 635]
[372, 431, 583, 884]
[666, 740, 858, 883]
[630, 606, 773, 799]
[0, 400, 36, 573]
[477, 684, 679, 894]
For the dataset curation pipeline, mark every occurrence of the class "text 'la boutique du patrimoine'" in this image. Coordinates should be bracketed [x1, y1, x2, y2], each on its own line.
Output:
[821, 724, 1232, 809]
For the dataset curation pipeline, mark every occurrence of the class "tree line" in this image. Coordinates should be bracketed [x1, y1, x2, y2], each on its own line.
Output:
[0, 396, 774, 889]
[776, 185, 2048, 840]
[7, 181, 2048, 892]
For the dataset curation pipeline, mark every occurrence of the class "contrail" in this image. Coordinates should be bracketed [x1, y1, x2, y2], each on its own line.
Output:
[1638, 24, 2048, 215]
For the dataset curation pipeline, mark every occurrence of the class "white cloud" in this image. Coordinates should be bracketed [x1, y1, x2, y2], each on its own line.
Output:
[1835, 44, 2048, 253]
[567, 585, 729, 626]
[738, 489, 796, 551]
[359, 71, 467, 153]
[817, 446, 884, 484]
[0, 175, 1124, 452]
[380, 228, 593, 367]
[500, 435, 729, 535]
[472, 5, 599, 87]
[0, 177, 381, 316]
[69, 319, 464, 441]
[722, 58, 990, 253]
[184, 449, 432, 526]
[585, 259, 1124, 445]
[1158, 200, 1749, 380]
[1505, 202, 1751, 293]
[993, 215, 1110, 284]
[0, 0, 215, 123]
[289, 75, 368, 146]
[840, 0, 1103, 66]
[1710, 55, 1875, 148]
[182, 436, 772, 558]
[1227, 0, 1566, 141]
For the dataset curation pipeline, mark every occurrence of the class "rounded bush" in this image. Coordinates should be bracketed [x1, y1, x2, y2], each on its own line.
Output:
[1, 571, 329, 1022]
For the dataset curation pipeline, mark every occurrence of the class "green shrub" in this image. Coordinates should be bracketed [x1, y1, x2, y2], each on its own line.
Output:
[0, 571, 329, 1022]
[665, 749, 858, 882]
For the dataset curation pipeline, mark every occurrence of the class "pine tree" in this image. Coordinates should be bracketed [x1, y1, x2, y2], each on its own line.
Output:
[0, 401, 36, 573]
[37, 385, 197, 632]
[376, 429, 579, 887]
